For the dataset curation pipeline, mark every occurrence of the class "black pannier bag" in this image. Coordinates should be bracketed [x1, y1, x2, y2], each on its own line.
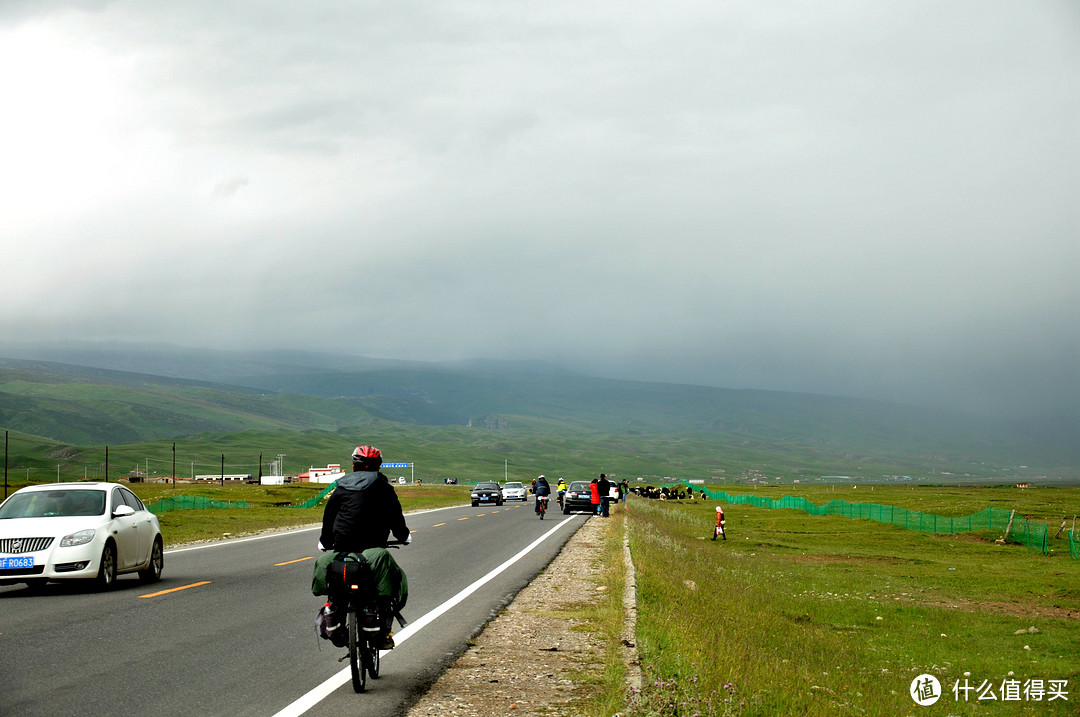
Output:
[326, 553, 376, 597]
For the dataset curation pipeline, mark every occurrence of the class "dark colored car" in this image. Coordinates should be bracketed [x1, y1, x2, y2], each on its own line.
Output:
[470, 481, 504, 507]
[562, 480, 594, 514]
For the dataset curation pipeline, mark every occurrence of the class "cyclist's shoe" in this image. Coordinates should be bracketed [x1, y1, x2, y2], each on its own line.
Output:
[379, 631, 395, 650]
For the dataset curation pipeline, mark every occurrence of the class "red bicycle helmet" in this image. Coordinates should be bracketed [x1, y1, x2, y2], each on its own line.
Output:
[351, 445, 382, 462]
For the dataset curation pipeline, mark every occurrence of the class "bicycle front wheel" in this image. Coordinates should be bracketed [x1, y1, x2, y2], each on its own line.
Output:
[365, 638, 381, 679]
[348, 609, 366, 692]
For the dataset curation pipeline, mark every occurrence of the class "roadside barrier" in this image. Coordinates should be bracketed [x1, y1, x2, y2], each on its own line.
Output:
[146, 495, 251, 514]
[147, 482, 336, 514]
[1069, 530, 1079, 560]
[288, 481, 337, 509]
[662, 483, 1060, 556]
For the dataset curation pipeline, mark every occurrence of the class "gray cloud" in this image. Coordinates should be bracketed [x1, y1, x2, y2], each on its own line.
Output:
[0, 0, 1076, 421]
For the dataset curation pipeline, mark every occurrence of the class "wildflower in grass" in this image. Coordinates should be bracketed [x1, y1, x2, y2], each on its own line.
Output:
[627, 665, 744, 716]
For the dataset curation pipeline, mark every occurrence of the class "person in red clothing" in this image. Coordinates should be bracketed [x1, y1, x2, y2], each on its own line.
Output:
[589, 478, 601, 515]
[712, 505, 726, 540]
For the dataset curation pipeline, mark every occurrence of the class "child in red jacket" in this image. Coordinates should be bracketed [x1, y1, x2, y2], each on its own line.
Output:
[712, 505, 726, 540]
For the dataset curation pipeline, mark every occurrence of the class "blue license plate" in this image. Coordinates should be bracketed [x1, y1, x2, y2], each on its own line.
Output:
[480, 496, 489, 501]
[0, 556, 34, 569]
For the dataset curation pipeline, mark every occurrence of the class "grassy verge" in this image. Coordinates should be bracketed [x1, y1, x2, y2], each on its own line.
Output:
[122, 482, 467, 546]
[623, 489, 1080, 716]
[569, 512, 630, 716]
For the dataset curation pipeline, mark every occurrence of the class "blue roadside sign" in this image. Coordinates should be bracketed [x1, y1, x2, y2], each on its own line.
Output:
[383, 462, 410, 468]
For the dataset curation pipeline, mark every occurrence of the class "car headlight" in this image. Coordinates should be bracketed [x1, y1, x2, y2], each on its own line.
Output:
[60, 529, 97, 547]
[471, 493, 479, 498]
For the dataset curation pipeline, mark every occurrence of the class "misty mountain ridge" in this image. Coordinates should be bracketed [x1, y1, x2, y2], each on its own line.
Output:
[0, 346, 1074, 469]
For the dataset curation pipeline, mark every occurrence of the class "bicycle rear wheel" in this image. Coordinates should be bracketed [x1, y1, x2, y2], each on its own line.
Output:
[348, 609, 366, 692]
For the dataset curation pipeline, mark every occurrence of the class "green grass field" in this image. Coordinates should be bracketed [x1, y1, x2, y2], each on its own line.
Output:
[129, 482, 466, 546]
[3, 471, 1076, 714]
[624, 486, 1080, 716]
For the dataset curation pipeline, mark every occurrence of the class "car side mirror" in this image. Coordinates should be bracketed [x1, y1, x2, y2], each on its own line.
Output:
[113, 504, 136, 518]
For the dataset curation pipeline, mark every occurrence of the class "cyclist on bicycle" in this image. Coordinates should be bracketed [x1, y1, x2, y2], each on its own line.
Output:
[534, 475, 551, 515]
[320, 445, 411, 648]
[556, 478, 567, 507]
[320, 445, 411, 553]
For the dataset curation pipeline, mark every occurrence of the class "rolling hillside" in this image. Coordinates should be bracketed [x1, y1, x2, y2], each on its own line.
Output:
[0, 350, 1075, 479]
[0, 359, 374, 444]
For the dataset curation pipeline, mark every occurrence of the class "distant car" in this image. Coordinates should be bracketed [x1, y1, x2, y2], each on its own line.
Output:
[470, 482, 504, 507]
[444, 477, 459, 485]
[0, 482, 164, 590]
[501, 482, 527, 501]
[563, 480, 595, 515]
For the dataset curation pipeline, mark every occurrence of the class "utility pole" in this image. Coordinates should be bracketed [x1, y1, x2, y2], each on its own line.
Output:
[172, 443, 176, 486]
[221, 454, 225, 487]
[4, 431, 8, 500]
[105, 446, 109, 483]
[258, 452, 263, 484]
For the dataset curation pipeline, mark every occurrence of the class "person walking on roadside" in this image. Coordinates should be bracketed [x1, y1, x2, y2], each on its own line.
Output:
[712, 505, 726, 540]
[589, 478, 600, 516]
[597, 473, 611, 517]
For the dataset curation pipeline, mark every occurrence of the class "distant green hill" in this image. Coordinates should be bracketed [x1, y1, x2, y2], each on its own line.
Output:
[0, 352, 1075, 483]
[0, 359, 374, 444]
[224, 367, 1071, 465]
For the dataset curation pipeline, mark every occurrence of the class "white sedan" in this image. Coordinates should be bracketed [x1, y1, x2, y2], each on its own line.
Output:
[0, 482, 163, 590]
[501, 482, 528, 501]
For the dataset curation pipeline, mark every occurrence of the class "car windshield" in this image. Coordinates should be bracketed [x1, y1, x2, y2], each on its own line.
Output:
[570, 482, 590, 491]
[504, 483, 523, 489]
[475, 483, 499, 490]
[0, 490, 106, 519]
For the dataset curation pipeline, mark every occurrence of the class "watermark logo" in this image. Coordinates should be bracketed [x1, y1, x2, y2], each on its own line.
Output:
[911, 674, 942, 706]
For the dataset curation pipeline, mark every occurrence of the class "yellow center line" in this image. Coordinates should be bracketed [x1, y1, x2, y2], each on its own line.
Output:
[432, 522, 446, 527]
[139, 581, 211, 598]
[275, 556, 314, 566]
[457, 517, 469, 521]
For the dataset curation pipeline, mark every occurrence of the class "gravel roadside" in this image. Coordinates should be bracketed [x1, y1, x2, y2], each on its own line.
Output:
[404, 512, 639, 716]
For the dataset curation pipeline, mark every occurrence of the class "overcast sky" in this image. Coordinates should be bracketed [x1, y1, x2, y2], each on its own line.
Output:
[1, 0, 1077, 419]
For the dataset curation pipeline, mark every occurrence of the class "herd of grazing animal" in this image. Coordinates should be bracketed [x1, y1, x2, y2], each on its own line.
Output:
[630, 485, 707, 501]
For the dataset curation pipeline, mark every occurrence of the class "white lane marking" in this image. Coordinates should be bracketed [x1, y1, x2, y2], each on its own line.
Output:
[270, 515, 583, 717]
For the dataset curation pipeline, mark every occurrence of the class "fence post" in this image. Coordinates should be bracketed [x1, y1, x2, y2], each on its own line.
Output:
[1055, 518, 1068, 539]
[1002, 509, 1016, 542]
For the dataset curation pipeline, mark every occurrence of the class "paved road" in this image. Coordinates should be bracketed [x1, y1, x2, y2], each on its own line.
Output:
[0, 500, 589, 717]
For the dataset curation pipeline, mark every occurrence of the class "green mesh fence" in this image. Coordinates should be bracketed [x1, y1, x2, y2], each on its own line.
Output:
[1070, 530, 1079, 560]
[147, 495, 251, 514]
[667, 483, 1055, 556]
[288, 481, 338, 509]
[147, 481, 338, 514]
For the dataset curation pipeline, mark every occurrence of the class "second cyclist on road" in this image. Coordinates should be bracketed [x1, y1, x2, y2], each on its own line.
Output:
[534, 474, 552, 516]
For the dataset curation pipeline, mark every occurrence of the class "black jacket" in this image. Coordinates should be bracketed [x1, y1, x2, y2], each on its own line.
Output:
[319, 471, 410, 553]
